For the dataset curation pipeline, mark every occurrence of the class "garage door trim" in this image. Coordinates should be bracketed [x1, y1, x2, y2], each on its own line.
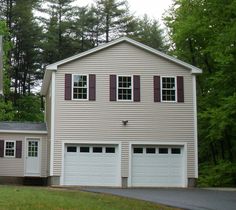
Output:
[60, 141, 121, 186]
[128, 141, 187, 187]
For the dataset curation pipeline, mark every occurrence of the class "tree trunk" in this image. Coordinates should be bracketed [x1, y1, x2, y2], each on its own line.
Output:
[6, 0, 13, 31]
[225, 130, 234, 161]
[105, 14, 109, 43]
[81, 33, 84, 52]
[58, 4, 62, 59]
[188, 39, 196, 66]
[210, 142, 217, 165]
[204, 54, 212, 74]
[220, 139, 225, 160]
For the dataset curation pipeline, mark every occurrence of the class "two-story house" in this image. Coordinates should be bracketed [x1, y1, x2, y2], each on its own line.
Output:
[0, 37, 202, 187]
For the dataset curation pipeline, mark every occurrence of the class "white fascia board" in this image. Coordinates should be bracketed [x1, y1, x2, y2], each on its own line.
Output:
[40, 70, 53, 96]
[0, 130, 47, 134]
[45, 37, 203, 74]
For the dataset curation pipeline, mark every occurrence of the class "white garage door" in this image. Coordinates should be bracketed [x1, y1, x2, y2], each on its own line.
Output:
[131, 145, 185, 187]
[64, 144, 119, 186]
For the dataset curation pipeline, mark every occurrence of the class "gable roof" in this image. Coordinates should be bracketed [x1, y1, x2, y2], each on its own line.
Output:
[0, 121, 47, 134]
[41, 37, 202, 95]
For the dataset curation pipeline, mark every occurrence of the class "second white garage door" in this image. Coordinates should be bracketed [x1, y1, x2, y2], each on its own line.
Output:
[64, 144, 120, 186]
[131, 145, 185, 187]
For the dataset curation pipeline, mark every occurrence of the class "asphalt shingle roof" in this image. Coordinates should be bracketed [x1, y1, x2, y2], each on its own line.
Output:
[0, 121, 47, 131]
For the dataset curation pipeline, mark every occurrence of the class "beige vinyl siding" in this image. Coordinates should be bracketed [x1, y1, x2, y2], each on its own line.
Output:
[121, 141, 129, 177]
[0, 133, 47, 177]
[54, 42, 196, 178]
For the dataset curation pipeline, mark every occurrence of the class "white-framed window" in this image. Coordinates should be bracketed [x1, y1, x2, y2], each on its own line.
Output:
[161, 76, 176, 102]
[4, 141, 15, 157]
[72, 74, 88, 100]
[117, 75, 132, 101]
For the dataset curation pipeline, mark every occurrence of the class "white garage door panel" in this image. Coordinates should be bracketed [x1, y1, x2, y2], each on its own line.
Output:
[131, 146, 184, 187]
[64, 145, 119, 186]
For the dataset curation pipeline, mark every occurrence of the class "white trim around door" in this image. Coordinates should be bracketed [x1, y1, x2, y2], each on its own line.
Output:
[24, 137, 41, 177]
[60, 141, 121, 187]
[128, 141, 187, 188]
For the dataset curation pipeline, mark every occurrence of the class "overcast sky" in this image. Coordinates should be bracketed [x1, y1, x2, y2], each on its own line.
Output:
[75, 0, 173, 26]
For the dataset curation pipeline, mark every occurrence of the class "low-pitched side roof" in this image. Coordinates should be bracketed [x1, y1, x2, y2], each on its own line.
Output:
[41, 37, 202, 95]
[0, 121, 47, 134]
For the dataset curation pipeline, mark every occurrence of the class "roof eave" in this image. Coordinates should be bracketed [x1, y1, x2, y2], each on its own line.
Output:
[40, 70, 54, 96]
[0, 130, 48, 134]
[191, 68, 202, 74]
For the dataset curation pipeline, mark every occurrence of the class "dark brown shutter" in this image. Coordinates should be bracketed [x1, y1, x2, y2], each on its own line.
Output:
[154, 76, 161, 102]
[16, 141, 22, 158]
[89, 74, 96, 101]
[133, 75, 140, 102]
[0, 140, 4, 157]
[110, 75, 117, 101]
[65, 74, 72, 100]
[177, 76, 184, 102]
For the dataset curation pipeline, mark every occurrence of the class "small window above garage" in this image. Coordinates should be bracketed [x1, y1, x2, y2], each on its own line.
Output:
[171, 148, 181, 154]
[159, 148, 168, 154]
[133, 148, 143, 154]
[80, 147, 90, 153]
[93, 147, 103, 153]
[106, 147, 115, 153]
[146, 148, 156, 154]
[67, 146, 77, 152]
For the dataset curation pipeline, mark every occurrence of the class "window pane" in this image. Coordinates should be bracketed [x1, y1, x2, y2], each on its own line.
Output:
[5, 142, 15, 157]
[159, 148, 168, 154]
[67, 146, 77, 152]
[28, 141, 38, 157]
[118, 76, 132, 100]
[146, 148, 156, 154]
[171, 148, 181, 154]
[162, 77, 176, 101]
[80, 147, 89, 153]
[73, 75, 87, 99]
[106, 147, 115, 153]
[133, 148, 143, 154]
[93, 147, 102, 153]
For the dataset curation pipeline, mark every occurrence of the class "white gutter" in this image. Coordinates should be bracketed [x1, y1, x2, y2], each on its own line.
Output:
[0, 130, 47, 134]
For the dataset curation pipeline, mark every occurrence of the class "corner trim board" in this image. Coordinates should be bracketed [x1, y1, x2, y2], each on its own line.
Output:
[193, 75, 198, 178]
[50, 71, 56, 176]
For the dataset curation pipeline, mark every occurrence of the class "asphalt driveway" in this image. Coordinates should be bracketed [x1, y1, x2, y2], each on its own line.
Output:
[81, 187, 236, 210]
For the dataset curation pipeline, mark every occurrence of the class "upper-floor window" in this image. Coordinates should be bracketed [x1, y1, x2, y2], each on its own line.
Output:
[73, 75, 88, 100]
[161, 77, 176, 102]
[5, 141, 15, 157]
[117, 76, 132, 101]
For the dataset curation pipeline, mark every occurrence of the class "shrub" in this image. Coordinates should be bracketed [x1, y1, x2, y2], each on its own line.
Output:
[198, 160, 236, 187]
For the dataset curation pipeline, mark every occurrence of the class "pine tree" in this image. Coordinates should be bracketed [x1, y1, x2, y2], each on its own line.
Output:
[94, 0, 130, 43]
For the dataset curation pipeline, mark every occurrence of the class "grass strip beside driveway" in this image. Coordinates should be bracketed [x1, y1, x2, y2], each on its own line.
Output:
[0, 186, 179, 210]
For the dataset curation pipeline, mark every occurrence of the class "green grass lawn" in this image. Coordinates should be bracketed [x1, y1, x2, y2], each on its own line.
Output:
[0, 185, 179, 210]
